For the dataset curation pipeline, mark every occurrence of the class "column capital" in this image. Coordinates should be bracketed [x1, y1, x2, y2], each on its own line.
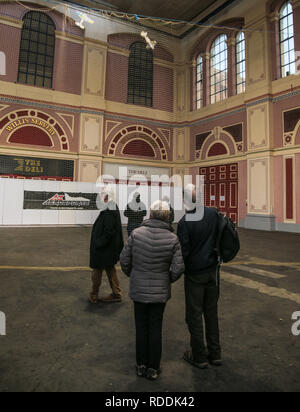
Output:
[226, 37, 237, 47]
[291, 0, 300, 10]
[269, 11, 279, 23]
[202, 52, 210, 61]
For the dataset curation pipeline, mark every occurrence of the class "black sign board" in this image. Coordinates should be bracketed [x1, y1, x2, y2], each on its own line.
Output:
[0, 155, 74, 178]
[24, 191, 99, 210]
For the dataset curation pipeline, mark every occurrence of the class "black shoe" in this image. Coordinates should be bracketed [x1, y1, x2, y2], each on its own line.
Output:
[136, 365, 147, 377]
[183, 350, 209, 369]
[209, 358, 223, 367]
[146, 368, 161, 381]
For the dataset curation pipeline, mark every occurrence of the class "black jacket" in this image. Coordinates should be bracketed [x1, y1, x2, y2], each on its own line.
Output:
[124, 201, 147, 232]
[169, 205, 175, 224]
[177, 207, 219, 278]
[120, 219, 184, 303]
[90, 202, 124, 269]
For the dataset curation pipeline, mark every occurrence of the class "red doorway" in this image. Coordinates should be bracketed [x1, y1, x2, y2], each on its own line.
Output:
[200, 163, 238, 223]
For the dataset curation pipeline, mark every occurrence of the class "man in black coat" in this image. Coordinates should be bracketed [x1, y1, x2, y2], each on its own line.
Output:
[177, 184, 222, 369]
[124, 192, 147, 236]
[89, 185, 124, 304]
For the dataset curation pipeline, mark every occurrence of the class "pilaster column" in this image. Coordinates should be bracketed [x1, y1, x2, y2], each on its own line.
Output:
[203, 52, 210, 106]
[227, 36, 237, 97]
[191, 59, 197, 111]
[269, 11, 280, 81]
[291, 0, 300, 58]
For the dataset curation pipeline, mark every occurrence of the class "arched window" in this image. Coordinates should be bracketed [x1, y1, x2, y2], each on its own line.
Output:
[18, 12, 55, 88]
[210, 34, 228, 104]
[236, 31, 246, 94]
[279, 1, 295, 78]
[128, 42, 153, 107]
[196, 55, 203, 109]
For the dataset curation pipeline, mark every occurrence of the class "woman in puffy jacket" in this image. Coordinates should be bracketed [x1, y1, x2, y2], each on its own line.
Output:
[120, 200, 185, 381]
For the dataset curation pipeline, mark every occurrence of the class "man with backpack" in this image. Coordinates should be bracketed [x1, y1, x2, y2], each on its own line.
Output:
[177, 184, 223, 369]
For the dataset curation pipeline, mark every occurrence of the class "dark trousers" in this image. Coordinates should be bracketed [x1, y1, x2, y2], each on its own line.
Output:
[134, 301, 166, 370]
[185, 271, 221, 363]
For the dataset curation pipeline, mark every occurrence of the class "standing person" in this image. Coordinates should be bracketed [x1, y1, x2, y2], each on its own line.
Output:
[89, 185, 124, 304]
[120, 200, 184, 380]
[124, 192, 147, 237]
[162, 195, 175, 230]
[177, 184, 222, 369]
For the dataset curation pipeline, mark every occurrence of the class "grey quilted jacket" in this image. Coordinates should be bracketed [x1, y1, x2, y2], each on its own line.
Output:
[120, 219, 185, 303]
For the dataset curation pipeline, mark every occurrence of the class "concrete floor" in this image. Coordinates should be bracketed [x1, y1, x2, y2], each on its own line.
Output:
[0, 226, 300, 392]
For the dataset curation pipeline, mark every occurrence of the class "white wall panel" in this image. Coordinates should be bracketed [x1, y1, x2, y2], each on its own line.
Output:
[0, 179, 185, 226]
[0, 179, 5, 225]
[3, 180, 24, 225]
[75, 182, 94, 225]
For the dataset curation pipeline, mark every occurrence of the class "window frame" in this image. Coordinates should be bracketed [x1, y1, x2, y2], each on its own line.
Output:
[279, 1, 295, 78]
[127, 41, 153, 107]
[17, 11, 56, 89]
[195, 55, 204, 109]
[236, 31, 246, 94]
[209, 34, 228, 105]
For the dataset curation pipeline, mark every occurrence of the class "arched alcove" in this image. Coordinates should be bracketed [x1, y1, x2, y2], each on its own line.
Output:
[208, 142, 228, 157]
[122, 139, 155, 158]
[9, 126, 53, 147]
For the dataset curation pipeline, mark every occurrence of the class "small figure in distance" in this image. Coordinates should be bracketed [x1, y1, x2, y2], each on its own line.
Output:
[124, 192, 147, 237]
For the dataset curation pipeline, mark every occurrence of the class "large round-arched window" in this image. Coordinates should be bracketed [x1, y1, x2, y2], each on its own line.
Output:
[128, 42, 153, 107]
[18, 12, 56, 88]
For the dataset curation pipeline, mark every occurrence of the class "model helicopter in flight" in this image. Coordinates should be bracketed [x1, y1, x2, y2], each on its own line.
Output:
[141, 31, 157, 50]
[75, 11, 95, 30]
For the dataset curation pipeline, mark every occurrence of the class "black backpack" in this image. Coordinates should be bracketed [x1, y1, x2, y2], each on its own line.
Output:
[215, 212, 240, 263]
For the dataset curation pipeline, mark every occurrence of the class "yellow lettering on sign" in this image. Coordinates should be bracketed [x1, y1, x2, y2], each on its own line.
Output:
[5, 117, 58, 138]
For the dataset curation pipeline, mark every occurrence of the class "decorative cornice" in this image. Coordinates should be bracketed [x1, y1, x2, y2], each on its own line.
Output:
[55, 31, 84, 45]
[0, 14, 23, 29]
[1, 88, 300, 130]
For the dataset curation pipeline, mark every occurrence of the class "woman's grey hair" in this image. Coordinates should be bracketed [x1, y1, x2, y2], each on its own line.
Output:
[150, 200, 170, 222]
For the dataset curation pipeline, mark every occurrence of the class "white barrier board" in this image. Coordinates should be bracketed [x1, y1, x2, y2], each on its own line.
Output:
[0, 178, 185, 226]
